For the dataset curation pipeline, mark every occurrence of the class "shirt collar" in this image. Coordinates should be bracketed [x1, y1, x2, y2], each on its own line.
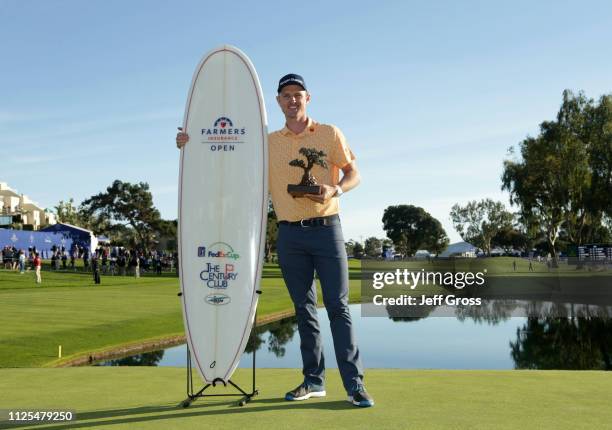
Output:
[280, 117, 316, 136]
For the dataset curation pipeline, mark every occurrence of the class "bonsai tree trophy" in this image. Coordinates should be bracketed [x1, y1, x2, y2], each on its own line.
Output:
[287, 147, 328, 198]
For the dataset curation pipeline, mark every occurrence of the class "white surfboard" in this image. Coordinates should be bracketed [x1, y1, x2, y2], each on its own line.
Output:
[178, 45, 268, 384]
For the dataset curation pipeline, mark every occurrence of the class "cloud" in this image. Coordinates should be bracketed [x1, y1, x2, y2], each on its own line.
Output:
[355, 123, 534, 162]
[0, 111, 59, 124]
[6, 144, 124, 166]
[7, 154, 71, 164]
[0, 109, 182, 148]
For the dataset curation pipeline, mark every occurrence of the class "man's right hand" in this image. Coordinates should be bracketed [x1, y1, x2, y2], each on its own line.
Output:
[176, 127, 189, 149]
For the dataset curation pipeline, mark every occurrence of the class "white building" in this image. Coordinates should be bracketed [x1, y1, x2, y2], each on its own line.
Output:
[439, 241, 478, 258]
[0, 182, 56, 230]
[414, 249, 431, 259]
[0, 182, 20, 214]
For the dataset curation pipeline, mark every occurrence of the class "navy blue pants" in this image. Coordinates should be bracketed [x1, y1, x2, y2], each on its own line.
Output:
[276, 217, 364, 394]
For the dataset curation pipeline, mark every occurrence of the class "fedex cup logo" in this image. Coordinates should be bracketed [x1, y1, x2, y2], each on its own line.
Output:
[197, 242, 240, 260]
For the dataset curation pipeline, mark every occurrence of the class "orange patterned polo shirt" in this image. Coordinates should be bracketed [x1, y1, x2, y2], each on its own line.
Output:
[268, 118, 355, 222]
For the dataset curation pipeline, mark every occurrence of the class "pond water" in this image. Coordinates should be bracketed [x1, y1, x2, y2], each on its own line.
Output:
[97, 303, 612, 370]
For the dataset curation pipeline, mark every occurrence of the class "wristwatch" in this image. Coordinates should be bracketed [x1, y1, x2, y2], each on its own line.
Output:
[334, 185, 344, 197]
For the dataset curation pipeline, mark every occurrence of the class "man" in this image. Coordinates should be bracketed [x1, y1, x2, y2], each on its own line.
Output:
[92, 252, 101, 285]
[33, 252, 42, 284]
[18, 250, 26, 274]
[176, 73, 374, 408]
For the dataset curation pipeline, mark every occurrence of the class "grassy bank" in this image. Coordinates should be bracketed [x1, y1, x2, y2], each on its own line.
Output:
[1, 368, 611, 429]
[0, 263, 361, 368]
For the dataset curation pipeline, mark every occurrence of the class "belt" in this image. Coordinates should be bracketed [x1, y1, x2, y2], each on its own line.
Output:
[278, 214, 339, 227]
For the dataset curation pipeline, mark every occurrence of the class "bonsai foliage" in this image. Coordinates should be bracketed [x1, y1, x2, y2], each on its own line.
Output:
[289, 147, 328, 186]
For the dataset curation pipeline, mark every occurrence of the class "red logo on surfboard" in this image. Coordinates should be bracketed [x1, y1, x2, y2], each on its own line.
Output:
[213, 117, 233, 128]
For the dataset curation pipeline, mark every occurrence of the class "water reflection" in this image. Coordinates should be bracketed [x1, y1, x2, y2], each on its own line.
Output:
[511, 317, 612, 370]
[245, 316, 297, 357]
[101, 350, 165, 366]
[96, 318, 298, 368]
[95, 304, 612, 370]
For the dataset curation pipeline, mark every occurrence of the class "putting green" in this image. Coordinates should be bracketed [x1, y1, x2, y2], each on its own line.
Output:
[1, 368, 611, 429]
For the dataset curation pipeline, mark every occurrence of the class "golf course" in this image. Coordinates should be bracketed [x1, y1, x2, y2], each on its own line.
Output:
[1, 258, 611, 429]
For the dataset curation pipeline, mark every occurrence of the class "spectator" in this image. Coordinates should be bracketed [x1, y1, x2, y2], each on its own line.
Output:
[130, 252, 140, 278]
[3, 246, 13, 270]
[92, 254, 101, 285]
[118, 252, 126, 276]
[155, 255, 162, 275]
[51, 253, 57, 271]
[34, 252, 42, 284]
[70, 248, 76, 271]
[110, 254, 116, 276]
[101, 250, 108, 274]
[11, 246, 18, 271]
[83, 248, 90, 270]
[18, 250, 26, 274]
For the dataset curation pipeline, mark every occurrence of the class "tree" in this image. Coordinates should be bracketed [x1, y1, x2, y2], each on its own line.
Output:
[80, 180, 162, 248]
[514, 212, 546, 254]
[345, 240, 356, 257]
[364, 237, 382, 258]
[382, 205, 449, 257]
[289, 147, 328, 186]
[554, 90, 598, 247]
[491, 226, 528, 254]
[352, 242, 364, 259]
[55, 197, 121, 238]
[582, 93, 612, 238]
[154, 219, 177, 251]
[502, 130, 568, 265]
[54, 198, 83, 226]
[501, 90, 612, 265]
[156, 219, 177, 238]
[450, 199, 514, 256]
[381, 238, 394, 258]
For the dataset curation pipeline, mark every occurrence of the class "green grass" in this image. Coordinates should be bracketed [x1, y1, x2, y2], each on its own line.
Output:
[2, 256, 610, 368]
[0, 271, 180, 367]
[1, 256, 609, 368]
[0, 262, 361, 368]
[2, 259, 611, 428]
[1, 368, 611, 429]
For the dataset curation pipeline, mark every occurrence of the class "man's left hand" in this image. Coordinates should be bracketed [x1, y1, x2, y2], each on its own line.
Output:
[304, 184, 337, 204]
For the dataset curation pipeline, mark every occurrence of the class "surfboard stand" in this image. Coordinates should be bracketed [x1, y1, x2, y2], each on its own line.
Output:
[180, 302, 261, 408]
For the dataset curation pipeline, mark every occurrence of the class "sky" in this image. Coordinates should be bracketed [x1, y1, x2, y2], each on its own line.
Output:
[2, 0, 612, 244]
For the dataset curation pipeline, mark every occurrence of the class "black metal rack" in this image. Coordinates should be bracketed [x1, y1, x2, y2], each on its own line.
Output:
[180, 292, 261, 408]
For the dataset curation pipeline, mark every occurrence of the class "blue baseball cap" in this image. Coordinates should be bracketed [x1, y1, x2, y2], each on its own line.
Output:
[277, 73, 307, 93]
